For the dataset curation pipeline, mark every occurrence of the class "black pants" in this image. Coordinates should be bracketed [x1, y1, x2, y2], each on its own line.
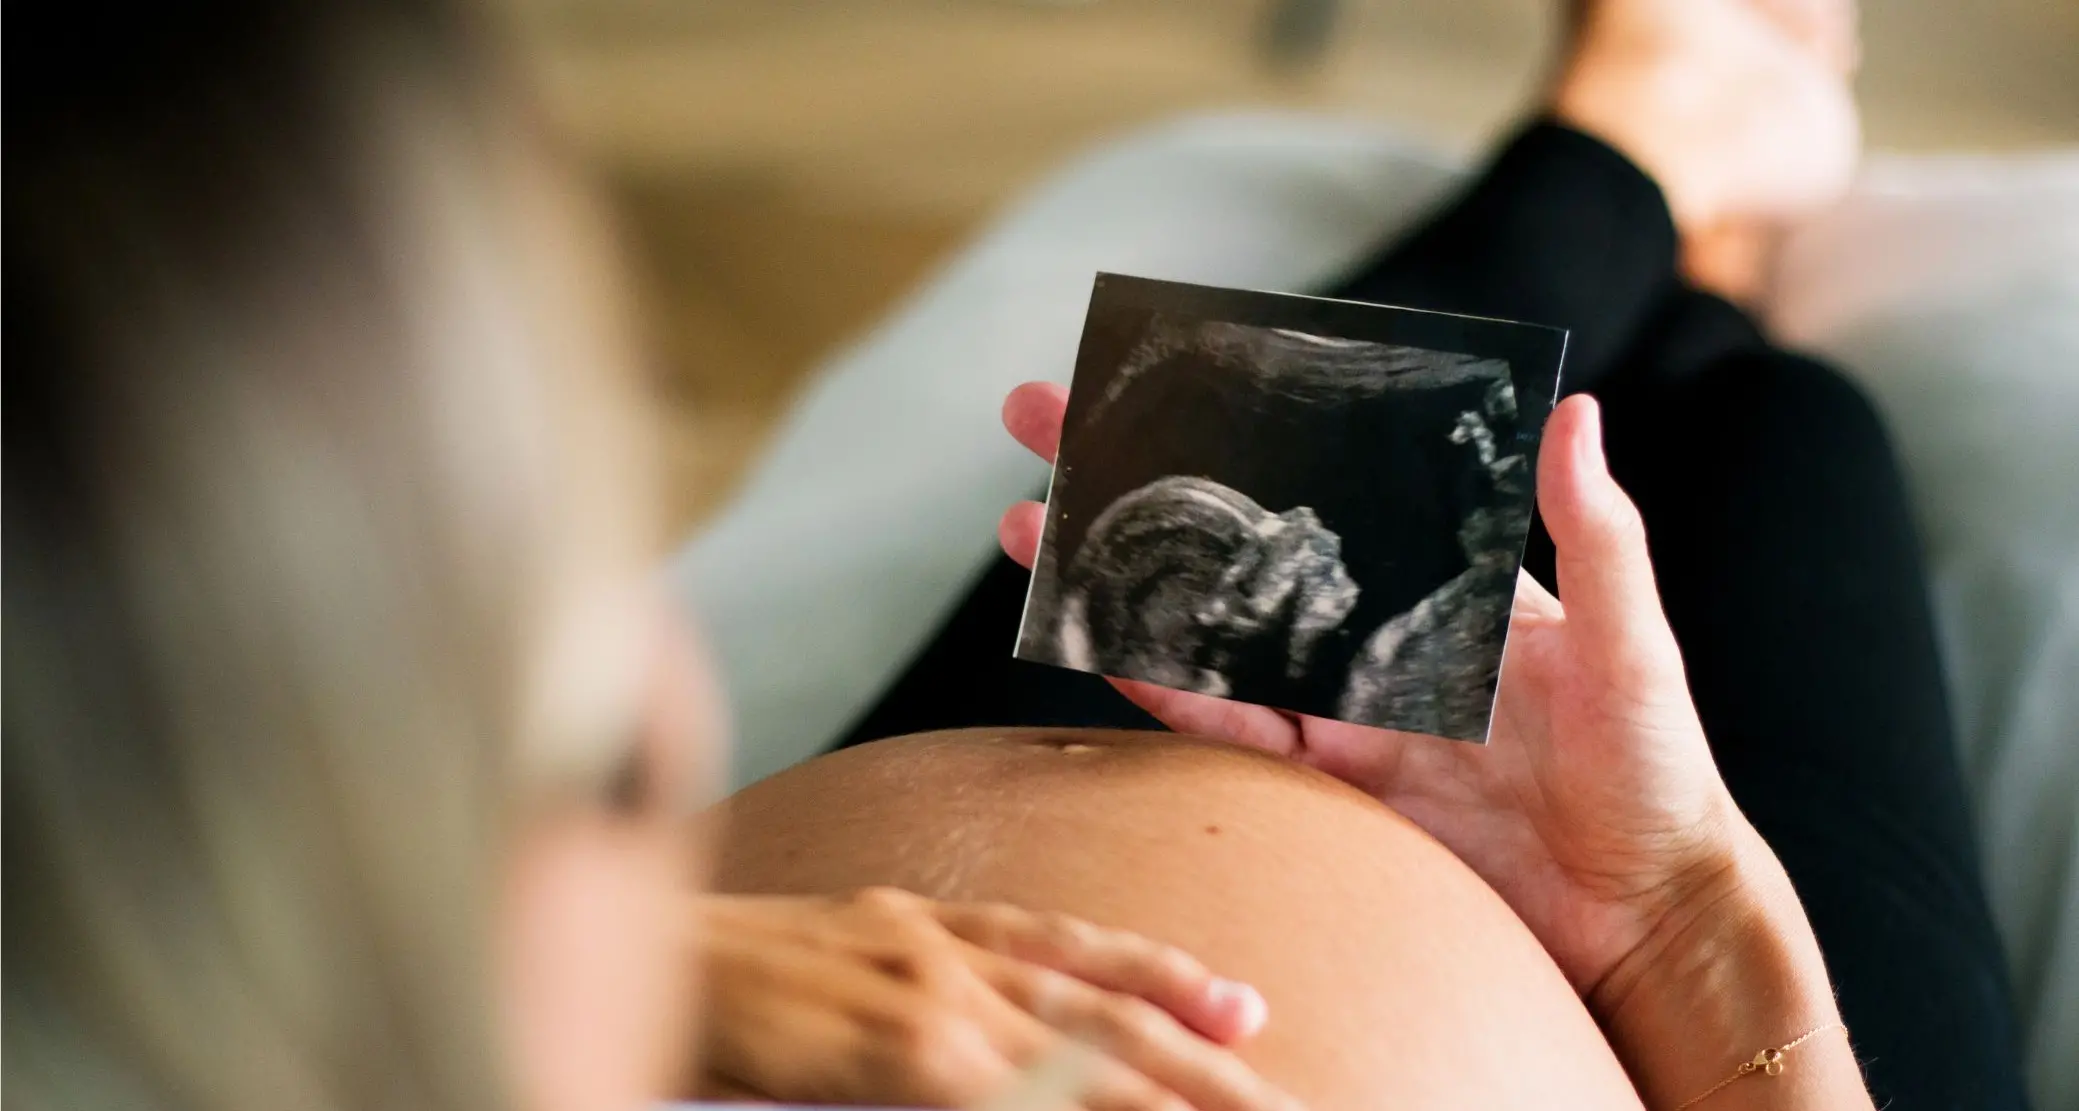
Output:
[840, 123, 2028, 1110]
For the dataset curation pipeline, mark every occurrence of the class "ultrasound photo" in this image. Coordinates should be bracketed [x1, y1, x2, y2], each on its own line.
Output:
[1014, 274, 1568, 742]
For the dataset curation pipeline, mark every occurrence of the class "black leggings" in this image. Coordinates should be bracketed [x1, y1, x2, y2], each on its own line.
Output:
[839, 123, 2028, 1109]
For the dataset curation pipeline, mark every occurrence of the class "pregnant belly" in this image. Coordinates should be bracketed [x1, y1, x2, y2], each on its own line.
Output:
[713, 729, 1641, 1111]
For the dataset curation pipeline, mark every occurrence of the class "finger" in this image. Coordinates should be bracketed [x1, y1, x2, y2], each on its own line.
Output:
[998, 968, 1298, 1111]
[1004, 382, 1071, 464]
[1511, 568, 1563, 623]
[1001, 1040, 1192, 1111]
[703, 938, 954, 1105]
[971, 1040, 1106, 1111]
[999, 501, 1047, 570]
[938, 906, 1266, 1044]
[1533, 395, 1683, 675]
[1109, 679, 1302, 759]
[1072, 1053, 1207, 1111]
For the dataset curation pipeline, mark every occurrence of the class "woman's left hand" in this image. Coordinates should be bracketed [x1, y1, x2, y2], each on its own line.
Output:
[694, 887, 1290, 1111]
[997, 382, 1756, 1007]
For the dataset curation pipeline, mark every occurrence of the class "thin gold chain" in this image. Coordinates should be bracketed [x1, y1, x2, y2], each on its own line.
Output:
[1670, 1022, 1847, 1111]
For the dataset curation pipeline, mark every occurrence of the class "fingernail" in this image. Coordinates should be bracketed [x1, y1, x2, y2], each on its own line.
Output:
[1209, 978, 1268, 1038]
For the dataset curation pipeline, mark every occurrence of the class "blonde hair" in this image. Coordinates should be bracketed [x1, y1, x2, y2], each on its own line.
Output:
[4, 4, 660, 1109]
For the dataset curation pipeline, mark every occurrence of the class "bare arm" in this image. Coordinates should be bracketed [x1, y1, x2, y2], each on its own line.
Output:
[1594, 831, 1873, 1111]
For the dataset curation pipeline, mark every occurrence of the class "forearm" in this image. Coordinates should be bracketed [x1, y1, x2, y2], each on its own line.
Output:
[1592, 828, 1873, 1111]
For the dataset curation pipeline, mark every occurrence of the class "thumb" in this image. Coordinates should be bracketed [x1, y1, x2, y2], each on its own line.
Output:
[1535, 396, 1681, 671]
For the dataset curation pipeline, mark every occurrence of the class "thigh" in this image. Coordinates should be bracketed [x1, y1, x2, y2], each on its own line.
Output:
[716, 730, 1643, 1111]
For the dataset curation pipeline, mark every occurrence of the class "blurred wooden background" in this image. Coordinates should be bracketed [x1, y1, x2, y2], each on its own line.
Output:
[507, 0, 2079, 531]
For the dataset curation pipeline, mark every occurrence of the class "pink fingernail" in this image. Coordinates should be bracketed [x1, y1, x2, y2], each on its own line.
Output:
[1210, 978, 1268, 1038]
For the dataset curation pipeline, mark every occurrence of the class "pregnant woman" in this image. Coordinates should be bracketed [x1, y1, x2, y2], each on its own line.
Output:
[7, 0, 2026, 1108]
[795, 0, 2027, 1108]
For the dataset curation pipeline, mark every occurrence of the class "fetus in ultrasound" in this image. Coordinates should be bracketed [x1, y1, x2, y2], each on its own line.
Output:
[1015, 274, 1566, 739]
[1055, 475, 1358, 699]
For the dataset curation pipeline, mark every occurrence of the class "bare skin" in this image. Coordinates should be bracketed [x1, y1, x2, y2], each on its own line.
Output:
[1550, 0, 1862, 300]
[694, 889, 1290, 1110]
[716, 731, 1647, 1111]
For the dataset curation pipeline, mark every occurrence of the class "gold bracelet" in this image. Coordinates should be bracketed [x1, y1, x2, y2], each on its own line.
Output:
[1670, 1022, 1847, 1110]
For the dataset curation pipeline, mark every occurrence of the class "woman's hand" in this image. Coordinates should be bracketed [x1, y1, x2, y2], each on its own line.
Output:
[998, 383, 1748, 1003]
[696, 887, 1295, 1111]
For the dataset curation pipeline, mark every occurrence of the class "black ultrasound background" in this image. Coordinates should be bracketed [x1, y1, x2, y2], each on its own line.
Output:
[1020, 274, 1566, 718]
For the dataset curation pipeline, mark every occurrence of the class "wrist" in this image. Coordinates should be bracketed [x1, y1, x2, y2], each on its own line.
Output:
[1590, 826, 1869, 1110]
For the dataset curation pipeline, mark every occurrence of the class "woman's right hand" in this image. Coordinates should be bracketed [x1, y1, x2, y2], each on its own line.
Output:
[695, 887, 1297, 1111]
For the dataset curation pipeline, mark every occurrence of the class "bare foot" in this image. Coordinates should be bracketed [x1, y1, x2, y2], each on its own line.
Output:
[1550, 0, 1861, 235]
[1678, 221, 1777, 305]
